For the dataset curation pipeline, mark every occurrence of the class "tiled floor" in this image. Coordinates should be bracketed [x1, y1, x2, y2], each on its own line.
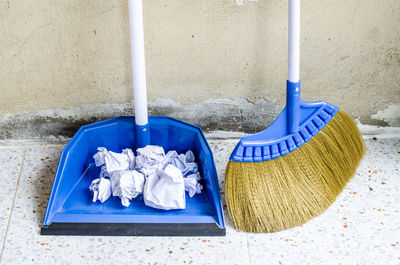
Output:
[0, 137, 398, 265]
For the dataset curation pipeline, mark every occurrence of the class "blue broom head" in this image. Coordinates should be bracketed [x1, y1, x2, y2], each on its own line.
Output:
[229, 82, 339, 162]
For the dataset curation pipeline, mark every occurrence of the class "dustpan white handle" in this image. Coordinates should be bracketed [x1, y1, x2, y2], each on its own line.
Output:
[288, 0, 300, 82]
[128, 0, 150, 147]
[129, 0, 148, 126]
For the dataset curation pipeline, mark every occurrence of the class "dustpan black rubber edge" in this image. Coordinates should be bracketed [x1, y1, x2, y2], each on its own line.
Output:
[41, 222, 226, 236]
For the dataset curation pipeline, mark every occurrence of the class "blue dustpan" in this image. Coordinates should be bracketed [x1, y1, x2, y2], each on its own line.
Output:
[41, 116, 225, 236]
[41, 0, 225, 236]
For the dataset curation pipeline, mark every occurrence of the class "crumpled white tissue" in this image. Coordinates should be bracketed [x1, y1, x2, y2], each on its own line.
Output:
[90, 145, 202, 208]
[89, 178, 111, 203]
[93, 147, 130, 173]
[99, 165, 109, 178]
[184, 173, 203, 197]
[185, 150, 195, 163]
[159, 150, 178, 169]
[135, 145, 167, 177]
[122, 148, 136, 170]
[110, 170, 145, 207]
[136, 145, 165, 170]
[182, 162, 198, 177]
[143, 164, 186, 210]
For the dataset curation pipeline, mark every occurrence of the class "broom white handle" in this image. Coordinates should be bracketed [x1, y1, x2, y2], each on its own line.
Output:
[288, 0, 300, 82]
[128, 0, 148, 126]
[286, 0, 301, 133]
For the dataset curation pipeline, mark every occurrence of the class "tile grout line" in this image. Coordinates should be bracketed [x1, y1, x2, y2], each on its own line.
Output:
[245, 233, 252, 265]
[0, 149, 26, 262]
[0, 143, 66, 149]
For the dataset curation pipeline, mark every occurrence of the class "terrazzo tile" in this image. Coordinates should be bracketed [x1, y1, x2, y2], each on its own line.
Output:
[0, 147, 24, 194]
[0, 147, 24, 249]
[0, 194, 14, 243]
[246, 138, 400, 265]
[1, 145, 249, 265]
[208, 139, 238, 192]
[1, 137, 399, 264]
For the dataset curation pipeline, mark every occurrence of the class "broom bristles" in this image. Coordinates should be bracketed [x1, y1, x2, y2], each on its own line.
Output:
[225, 110, 366, 233]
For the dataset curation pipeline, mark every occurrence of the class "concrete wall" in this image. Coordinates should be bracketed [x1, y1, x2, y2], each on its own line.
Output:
[0, 0, 399, 138]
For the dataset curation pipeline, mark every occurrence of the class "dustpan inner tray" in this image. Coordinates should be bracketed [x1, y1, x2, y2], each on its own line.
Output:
[44, 117, 224, 229]
[57, 164, 217, 224]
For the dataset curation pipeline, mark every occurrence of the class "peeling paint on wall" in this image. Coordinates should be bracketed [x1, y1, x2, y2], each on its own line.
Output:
[371, 104, 400, 127]
[235, 0, 245, 6]
[235, 0, 259, 6]
[357, 120, 400, 138]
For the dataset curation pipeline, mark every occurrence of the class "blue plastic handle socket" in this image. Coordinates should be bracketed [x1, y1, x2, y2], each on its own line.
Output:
[135, 123, 151, 148]
[229, 80, 339, 162]
[287, 80, 301, 134]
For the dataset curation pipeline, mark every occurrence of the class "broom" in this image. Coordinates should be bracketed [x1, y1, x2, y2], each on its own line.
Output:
[224, 0, 366, 233]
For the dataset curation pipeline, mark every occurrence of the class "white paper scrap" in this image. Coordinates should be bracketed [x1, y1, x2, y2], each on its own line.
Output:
[91, 145, 203, 208]
[178, 153, 186, 164]
[89, 178, 111, 203]
[93, 147, 130, 173]
[122, 148, 136, 170]
[182, 162, 199, 177]
[185, 150, 195, 163]
[143, 164, 185, 210]
[93, 147, 107, 167]
[159, 150, 179, 169]
[184, 174, 203, 198]
[110, 170, 145, 207]
[171, 157, 185, 171]
[165, 150, 178, 161]
[135, 145, 166, 172]
[99, 165, 109, 179]
[110, 171, 121, 197]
